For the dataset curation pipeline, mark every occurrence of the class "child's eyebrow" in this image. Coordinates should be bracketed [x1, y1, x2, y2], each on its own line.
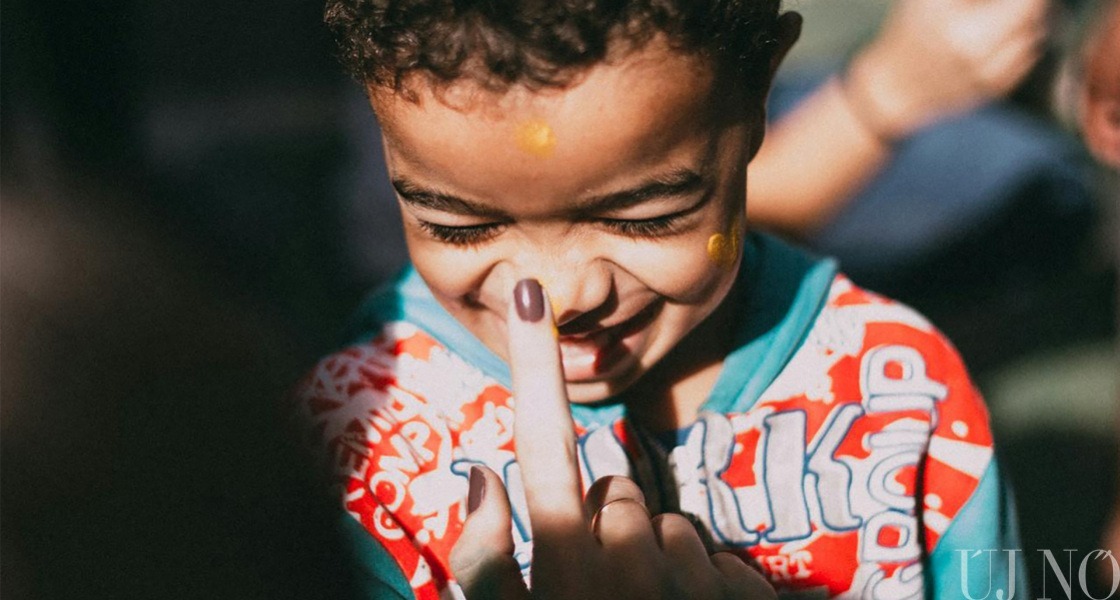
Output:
[392, 178, 505, 217]
[578, 168, 705, 213]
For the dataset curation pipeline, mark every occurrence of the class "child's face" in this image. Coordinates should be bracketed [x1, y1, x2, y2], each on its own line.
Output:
[372, 40, 765, 403]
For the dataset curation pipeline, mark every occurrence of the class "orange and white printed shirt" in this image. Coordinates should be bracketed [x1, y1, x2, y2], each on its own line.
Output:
[295, 234, 1023, 600]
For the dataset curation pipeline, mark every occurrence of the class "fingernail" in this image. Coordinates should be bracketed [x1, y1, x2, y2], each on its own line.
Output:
[467, 466, 486, 514]
[513, 279, 544, 322]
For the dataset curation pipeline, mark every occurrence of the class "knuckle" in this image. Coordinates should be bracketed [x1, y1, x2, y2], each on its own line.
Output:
[449, 543, 485, 582]
[597, 497, 650, 522]
[652, 512, 693, 530]
[586, 477, 648, 520]
[593, 499, 653, 542]
[651, 512, 717, 555]
[650, 512, 696, 540]
[587, 475, 644, 502]
[710, 551, 745, 568]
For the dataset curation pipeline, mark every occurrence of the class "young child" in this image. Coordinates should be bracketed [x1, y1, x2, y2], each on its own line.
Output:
[296, 1, 1024, 598]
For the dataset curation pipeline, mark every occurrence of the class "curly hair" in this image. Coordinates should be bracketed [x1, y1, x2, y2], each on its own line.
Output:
[325, 0, 782, 94]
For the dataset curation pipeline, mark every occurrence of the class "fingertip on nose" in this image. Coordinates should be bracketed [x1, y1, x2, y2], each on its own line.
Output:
[512, 278, 545, 323]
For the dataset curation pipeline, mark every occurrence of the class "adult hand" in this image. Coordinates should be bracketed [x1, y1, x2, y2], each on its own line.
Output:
[845, 0, 1048, 139]
[450, 278, 776, 600]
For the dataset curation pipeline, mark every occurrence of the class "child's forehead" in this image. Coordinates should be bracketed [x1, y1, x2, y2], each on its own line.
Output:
[371, 36, 720, 118]
[372, 45, 725, 166]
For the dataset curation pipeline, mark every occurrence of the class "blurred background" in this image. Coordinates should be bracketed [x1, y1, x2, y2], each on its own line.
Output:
[1, 0, 1116, 598]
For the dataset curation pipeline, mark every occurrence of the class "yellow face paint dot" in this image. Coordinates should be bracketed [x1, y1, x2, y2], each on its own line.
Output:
[707, 233, 732, 266]
[515, 120, 557, 157]
[707, 217, 741, 269]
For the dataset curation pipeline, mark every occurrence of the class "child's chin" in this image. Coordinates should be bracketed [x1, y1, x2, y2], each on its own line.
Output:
[563, 382, 623, 405]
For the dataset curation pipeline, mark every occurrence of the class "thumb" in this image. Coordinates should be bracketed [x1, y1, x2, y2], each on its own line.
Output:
[450, 466, 530, 600]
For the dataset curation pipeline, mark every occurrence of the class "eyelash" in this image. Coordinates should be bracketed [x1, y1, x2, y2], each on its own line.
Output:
[417, 221, 505, 246]
[417, 213, 687, 246]
[599, 214, 686, 238]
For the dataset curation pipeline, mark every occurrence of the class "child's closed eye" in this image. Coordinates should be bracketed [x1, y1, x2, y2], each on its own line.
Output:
[417, 221, 505, 246]
[417, 212, 692, 247]
[598, 213, 688, 238]
[597, 195, 708, 239]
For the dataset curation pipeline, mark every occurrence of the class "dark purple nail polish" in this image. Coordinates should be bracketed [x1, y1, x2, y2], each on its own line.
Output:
[467, 466, 486, 514]
[513, 279, 544, 322]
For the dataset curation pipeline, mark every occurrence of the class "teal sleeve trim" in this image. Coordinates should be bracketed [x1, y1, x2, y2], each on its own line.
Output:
[927, 460, 1028, 600]
[703, 233, 838, 414]
[340, 514, 415, 600]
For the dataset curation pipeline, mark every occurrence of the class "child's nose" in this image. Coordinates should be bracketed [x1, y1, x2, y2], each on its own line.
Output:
[532, 257, 613, 328]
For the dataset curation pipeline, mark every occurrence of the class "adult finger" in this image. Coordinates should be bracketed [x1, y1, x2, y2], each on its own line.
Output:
[583, 475, 645, 520]
[507, 279, 587, 544]
[711, 552, 778, 599]
[593, 499, 663, 578]
[651, 513, 715, 575]
[977, 27, 1045, 94]
[450, 466, 530, 600]
[997, 0, 1049, 36]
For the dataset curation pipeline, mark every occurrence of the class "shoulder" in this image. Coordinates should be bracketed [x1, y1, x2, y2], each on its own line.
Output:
[775, 275, 979, 394]
[293, 321, 511, 475]
[292, 319, 515, 597]
[763, 274, 991, 442]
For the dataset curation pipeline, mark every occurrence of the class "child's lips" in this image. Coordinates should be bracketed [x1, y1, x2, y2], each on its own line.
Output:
[558, 332, 612, 372]
[557, 329, 627, 381]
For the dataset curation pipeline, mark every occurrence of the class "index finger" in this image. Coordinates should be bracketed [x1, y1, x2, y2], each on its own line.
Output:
[507, 278, 587, 534]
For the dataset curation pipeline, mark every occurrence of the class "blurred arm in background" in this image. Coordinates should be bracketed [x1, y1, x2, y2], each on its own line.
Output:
[748, 0, 1048, 236]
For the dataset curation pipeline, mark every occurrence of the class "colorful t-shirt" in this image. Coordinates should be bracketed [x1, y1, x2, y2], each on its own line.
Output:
[294, 233, 1024, 599]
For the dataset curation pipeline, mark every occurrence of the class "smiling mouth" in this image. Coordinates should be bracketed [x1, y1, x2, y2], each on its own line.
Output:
[555, 302, 660, 382]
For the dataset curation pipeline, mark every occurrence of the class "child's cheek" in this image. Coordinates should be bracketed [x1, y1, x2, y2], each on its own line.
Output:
[406, 236, 495, 299]
[620, 234, 738, 305]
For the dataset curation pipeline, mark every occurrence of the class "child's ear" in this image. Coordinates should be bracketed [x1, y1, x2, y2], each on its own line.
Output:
[768, 12, 802, 84]
[744, 11, 801, 159]
[1083, 95, 1120, 168]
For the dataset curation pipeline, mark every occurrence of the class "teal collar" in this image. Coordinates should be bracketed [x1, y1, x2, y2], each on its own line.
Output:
[702, 232, 837, 414]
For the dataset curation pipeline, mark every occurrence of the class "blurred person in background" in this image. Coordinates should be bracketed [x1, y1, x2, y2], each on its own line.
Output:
[0, 167, 365, 599]
[0, 19, 367, 594]
[2, 3, 386, 597]
[1061, 0, 1120, 579]
[749, 0, 1105, 375]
